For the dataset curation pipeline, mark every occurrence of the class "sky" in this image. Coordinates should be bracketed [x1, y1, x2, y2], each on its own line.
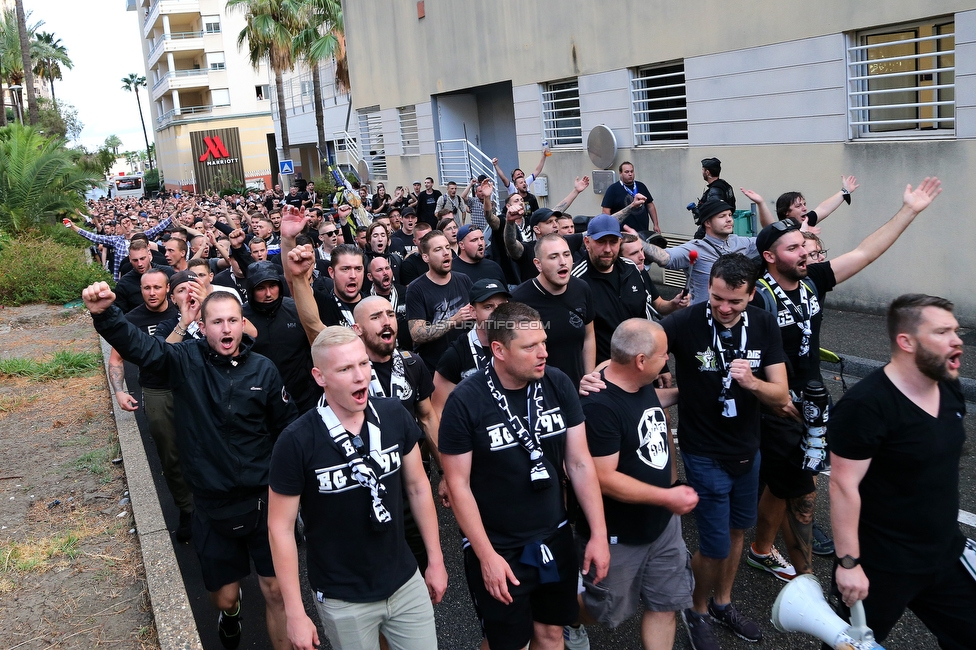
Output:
[26, 0, 154, 153]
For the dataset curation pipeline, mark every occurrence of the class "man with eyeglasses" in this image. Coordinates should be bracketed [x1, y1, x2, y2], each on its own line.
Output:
[748, 178, 943, 594]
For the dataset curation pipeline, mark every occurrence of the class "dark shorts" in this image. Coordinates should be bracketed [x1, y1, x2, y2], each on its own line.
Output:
[682, 451, 760, 559]
[760, 414, 817, 500]
[192, 504, 275, 593]
[463, 523, 579, 650]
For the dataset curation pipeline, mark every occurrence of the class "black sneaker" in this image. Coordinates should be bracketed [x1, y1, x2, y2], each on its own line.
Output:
[175, 510, 193, 544]
[681, 608, 720, 650]
[812, 521, 835, 556]
[707, 598, 762, 643]
[217, 588, 242, 649]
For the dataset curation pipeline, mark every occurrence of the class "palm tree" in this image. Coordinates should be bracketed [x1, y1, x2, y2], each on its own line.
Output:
[228, 0, 302, 180]
[13, 0, 37, 125]
[32, 31, 72, 105]
[0, 124, 102, 232]
[104, 134, 122, 156]
[0, 7, 46, 127]
[121, 73, 153, 170]
[292, 0, 344, 172]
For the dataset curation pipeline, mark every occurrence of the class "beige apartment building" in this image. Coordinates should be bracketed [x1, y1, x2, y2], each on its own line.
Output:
[312, 0, 976, 321]
[127, 0, 276, 193]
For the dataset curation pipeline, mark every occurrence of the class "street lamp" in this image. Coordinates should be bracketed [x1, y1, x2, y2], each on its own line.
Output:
[7, 84, 23, 124]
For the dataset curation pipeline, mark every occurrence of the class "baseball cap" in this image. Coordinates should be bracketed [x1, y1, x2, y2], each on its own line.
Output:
[586, 214, 621, 240]
[469, 279, 511, 305]
[400, 207, 416, 218]
[413, 180, 422, 186]
[756, 217, 802, 255]
[529, 208, 562, 228]
[169, 270, 199, 294]
[695, 199, 733, 226]
[457, 224, 480, 242]
[477, 174, 490, 184]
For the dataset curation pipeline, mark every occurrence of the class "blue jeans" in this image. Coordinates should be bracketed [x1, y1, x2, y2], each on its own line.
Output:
[682, 451, 761, 559]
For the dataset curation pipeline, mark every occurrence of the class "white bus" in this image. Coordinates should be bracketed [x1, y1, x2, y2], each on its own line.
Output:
[109, 173, 145, 199]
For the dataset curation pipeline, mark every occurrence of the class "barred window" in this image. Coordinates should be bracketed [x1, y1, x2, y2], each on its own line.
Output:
[848, 19, 954, 137]
[632, 61, 688, 144]
[399, 105, 419, 156]
[542, 79, 582, 147]
[358, 105, 387, 180]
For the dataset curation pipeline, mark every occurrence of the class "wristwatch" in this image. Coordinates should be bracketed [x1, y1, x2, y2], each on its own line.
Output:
[836, 554, 860, 569]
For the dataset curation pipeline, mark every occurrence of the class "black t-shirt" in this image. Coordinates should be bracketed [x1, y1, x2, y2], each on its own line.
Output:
[435, 330, 487, 385]
[601, 181, 653, 232]
[213, 269, 249, 302]
[511, 277, 593, 388]
[391, 229, 416, 257]
[399, 253, 429, 287]
[513, 235, 586, 282]
[827, 370, 966, 574]
[243, 298, 319, 413]
[418, 190, 442, 228]
[580, 376, 673, 545]
[283, 192, 307, 208]
[313, 287, 363, 328]
[661, 303, 786, 460]
[269, 398, 423, 600]
[488, 220, 526, 287]
[572, 258, 655, 364]
[405, 273, 472, 370]
[124, 302, 179, 389]
[451, 256, 507, 286]
[751, 262, 836, 393]
[439, 367, 584, 549]
[371, 352, 434, 419]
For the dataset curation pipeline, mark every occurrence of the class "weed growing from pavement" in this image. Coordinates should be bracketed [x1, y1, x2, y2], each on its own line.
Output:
[0, 350, 101, 381]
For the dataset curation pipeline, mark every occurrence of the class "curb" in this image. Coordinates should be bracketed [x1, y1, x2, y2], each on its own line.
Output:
[100, 338, 203, 650]
[823, 352, 976, 403]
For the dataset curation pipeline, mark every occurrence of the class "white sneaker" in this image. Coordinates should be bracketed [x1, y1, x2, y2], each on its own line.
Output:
[563, 624, 590, 650]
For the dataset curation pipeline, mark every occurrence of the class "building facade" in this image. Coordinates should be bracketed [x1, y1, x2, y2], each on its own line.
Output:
[292, 1, 973, 321]
[127, 0, 276, 193]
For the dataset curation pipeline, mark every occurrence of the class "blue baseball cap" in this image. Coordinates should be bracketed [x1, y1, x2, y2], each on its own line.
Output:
[586, 214, 621, 239]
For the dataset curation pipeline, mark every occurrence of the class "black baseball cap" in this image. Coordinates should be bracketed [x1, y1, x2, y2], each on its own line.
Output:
[400, 207, 416, 218]
[529, 208, 562, 228]
[756, 217, 802, 255]
[469, 279, 511, 305]
[695, 199, 733, 226]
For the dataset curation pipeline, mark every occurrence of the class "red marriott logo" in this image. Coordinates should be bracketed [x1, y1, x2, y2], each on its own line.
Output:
[199, 136, 230, 162]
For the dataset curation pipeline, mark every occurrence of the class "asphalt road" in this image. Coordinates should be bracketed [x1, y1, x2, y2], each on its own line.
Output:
[124, 303, 976, 649]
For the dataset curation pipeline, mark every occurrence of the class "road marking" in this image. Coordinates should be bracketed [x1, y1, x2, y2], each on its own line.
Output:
[959, 510, 976, 529]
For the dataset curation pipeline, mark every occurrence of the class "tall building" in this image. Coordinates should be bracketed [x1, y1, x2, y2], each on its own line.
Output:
[301, 1, 976, 321]
[127, 0, 275, 193]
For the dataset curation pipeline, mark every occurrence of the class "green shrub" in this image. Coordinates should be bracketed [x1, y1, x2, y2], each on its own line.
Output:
[0, 235, 110, 306]
[38, 223, 90, 248]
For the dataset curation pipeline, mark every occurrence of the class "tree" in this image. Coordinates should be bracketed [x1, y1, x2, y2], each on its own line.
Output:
[32, 31, 72, 105]
[293, 0, 344, 172]
[0, 7, 45, 127]
[121, 73, 153, 170]
[13, 0, 37, 125]
[0, 124, 102, 233]
[104, 134, 122, 155]
[228, 0, 302, 182]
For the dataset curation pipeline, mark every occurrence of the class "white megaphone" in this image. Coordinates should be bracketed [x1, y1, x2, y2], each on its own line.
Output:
[771, 574, 885, 650]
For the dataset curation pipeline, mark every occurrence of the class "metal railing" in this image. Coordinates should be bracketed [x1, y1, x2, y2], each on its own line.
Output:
[436, 139, 498, 209]
[156, 103, 216, 128]
[152, 68, 209, 90]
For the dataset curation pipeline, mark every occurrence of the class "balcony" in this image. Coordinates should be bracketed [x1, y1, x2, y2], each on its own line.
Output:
[147, 30, 204, 67]
[156, 103, 218, 128]
[143, 0, 201, 38]
[151, 68, 210, 100]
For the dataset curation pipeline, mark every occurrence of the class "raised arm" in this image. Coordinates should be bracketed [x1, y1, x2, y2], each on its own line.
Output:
[283, 245, 325, 346]
[741, 188, 776, 227]
[491, 157, 511, 190]
[503, 218, 525, 260]
[531, 148, 549, 178]
[811, 175, 860, 223]
[610, 193, 647, 223]
[480, 182, 500, 231]
[551, 176, 590, 214]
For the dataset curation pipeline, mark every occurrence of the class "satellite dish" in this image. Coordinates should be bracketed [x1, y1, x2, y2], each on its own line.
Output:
[356, 159, 370, 184]
[587, 125, 617, 170]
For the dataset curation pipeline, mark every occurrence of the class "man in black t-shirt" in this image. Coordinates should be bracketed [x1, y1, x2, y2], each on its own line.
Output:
[829, 294, 974, 646]
[579, 319, 697, 647]
[601, 161, 659, 233]
[512, 234, 594, 388]
[750, 177, 944, 581]
[114, 240, 176, 313]
[406, 230, 474, 371]
[268, 328, 446, 650]
[451, 225, 506, 285]
[660, 254, 790, 649]
[366, 255, 412, 351]
[398, 222, 432, 286]
[311, 244, 365, 327]
[417, 177, 442, 228]
[107, 268, 193, 542]
[392, 207, 419, 256]
[440, 302, 609, 650]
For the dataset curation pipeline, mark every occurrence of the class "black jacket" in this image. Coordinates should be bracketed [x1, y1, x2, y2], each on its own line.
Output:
[93, 305, 298, 501]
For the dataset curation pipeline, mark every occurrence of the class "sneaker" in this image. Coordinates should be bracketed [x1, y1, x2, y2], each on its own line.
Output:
[563, 624, 589, 649]
[217, 588, 242, 649]
[746, 543, 796, 582]
[812, 521, 835, 556]
[707, 599, 762, 643]
[175, 510, 193, 544]
[681, 609, 721, 650]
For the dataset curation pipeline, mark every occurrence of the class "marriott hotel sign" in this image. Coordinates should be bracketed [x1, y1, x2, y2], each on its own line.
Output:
[190, 127, 245, 193]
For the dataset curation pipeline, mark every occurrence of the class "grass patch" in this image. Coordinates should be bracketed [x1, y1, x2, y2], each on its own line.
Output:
[0, 234, 110, 306]
[0, 394, 37, 412]
[72, 448, 111, 478]
[1, 531, 81, 573]
[0, 350, 102, 381]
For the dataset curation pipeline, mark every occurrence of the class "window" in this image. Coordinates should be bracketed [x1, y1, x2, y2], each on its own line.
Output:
[848, 19, 954, 137]
[358, 105, 387, 180]
[541, 79, 582, 147]
[255, 84, 269, 100]
[300, 80, 314, 98]
[203, 16, 221, 34]
[632, 61, 687, 144]
[212, 89, 230, 107]
[398, 105, 419, 156]
[208, 52, 225, 71]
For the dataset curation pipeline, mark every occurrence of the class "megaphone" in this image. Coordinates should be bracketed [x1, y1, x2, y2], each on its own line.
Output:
[770, 574, 885, 650]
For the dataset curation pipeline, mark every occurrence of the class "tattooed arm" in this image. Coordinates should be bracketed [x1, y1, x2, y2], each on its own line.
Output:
[409, 304, 477, 345]
[504, 219, 524, 260]
[551, 176, 590, 214]
[109, 348, 138, 411]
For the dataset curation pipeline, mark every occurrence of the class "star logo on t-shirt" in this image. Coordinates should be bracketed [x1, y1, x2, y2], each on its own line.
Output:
[696, 348, 718, 372]
[637, 407, 669, 470]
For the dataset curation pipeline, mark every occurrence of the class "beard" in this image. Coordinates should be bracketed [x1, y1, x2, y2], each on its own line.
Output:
[774, 257, 808, 282]
[915, 342, 958, 382]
